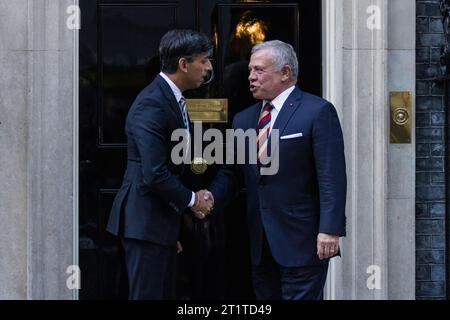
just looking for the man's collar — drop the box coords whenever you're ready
[159,72,183,103]
[263,85,296,112]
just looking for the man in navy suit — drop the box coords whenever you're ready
[107,30,214,299]
[209,40,347,300]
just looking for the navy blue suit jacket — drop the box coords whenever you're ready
[107,75,192,246]
[209,87,347,267]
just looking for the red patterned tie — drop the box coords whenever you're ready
[257,102,273,166]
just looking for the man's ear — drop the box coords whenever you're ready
[281,65,292,82]
[178,57,188,73]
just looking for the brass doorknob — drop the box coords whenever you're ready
[191,157,208,174]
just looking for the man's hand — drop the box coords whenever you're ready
[191,189,214,219]
[317,233,339,260]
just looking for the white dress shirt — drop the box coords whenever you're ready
[159,72,196,208]
[159,72,183,103]
[262,85,296,133]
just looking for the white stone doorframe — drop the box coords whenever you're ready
[73,0,80,301]
[322,0,341,300]
[322,0,416,300]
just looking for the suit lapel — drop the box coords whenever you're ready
[251,101,264,130]
[248,88,303,180]
[155,75,185,128]
[268,87,303,158]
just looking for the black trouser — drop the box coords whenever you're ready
[251,234,328,300]
[121,237,177,300]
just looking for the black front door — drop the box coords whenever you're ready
[79,0,321,299]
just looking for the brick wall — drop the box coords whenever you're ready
[416,0,447,299]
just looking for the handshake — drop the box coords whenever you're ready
[190,189,214,220]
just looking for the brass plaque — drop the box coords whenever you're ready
[185,99,228,123]
[390,92,412,144]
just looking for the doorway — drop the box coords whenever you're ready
[79,0,321,299]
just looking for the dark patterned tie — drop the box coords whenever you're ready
[179,97,189,129]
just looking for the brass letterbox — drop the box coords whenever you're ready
[185,99,228,123]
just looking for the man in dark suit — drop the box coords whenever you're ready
[209,40,347,300]
[107,30,214,300]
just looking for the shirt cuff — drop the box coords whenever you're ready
[188,192,196,207]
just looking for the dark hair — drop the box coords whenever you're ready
[159,29,213,74]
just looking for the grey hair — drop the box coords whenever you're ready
[251,40,298,81]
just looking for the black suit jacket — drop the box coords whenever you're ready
[210,87,347,267]
[107,75,192,246]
